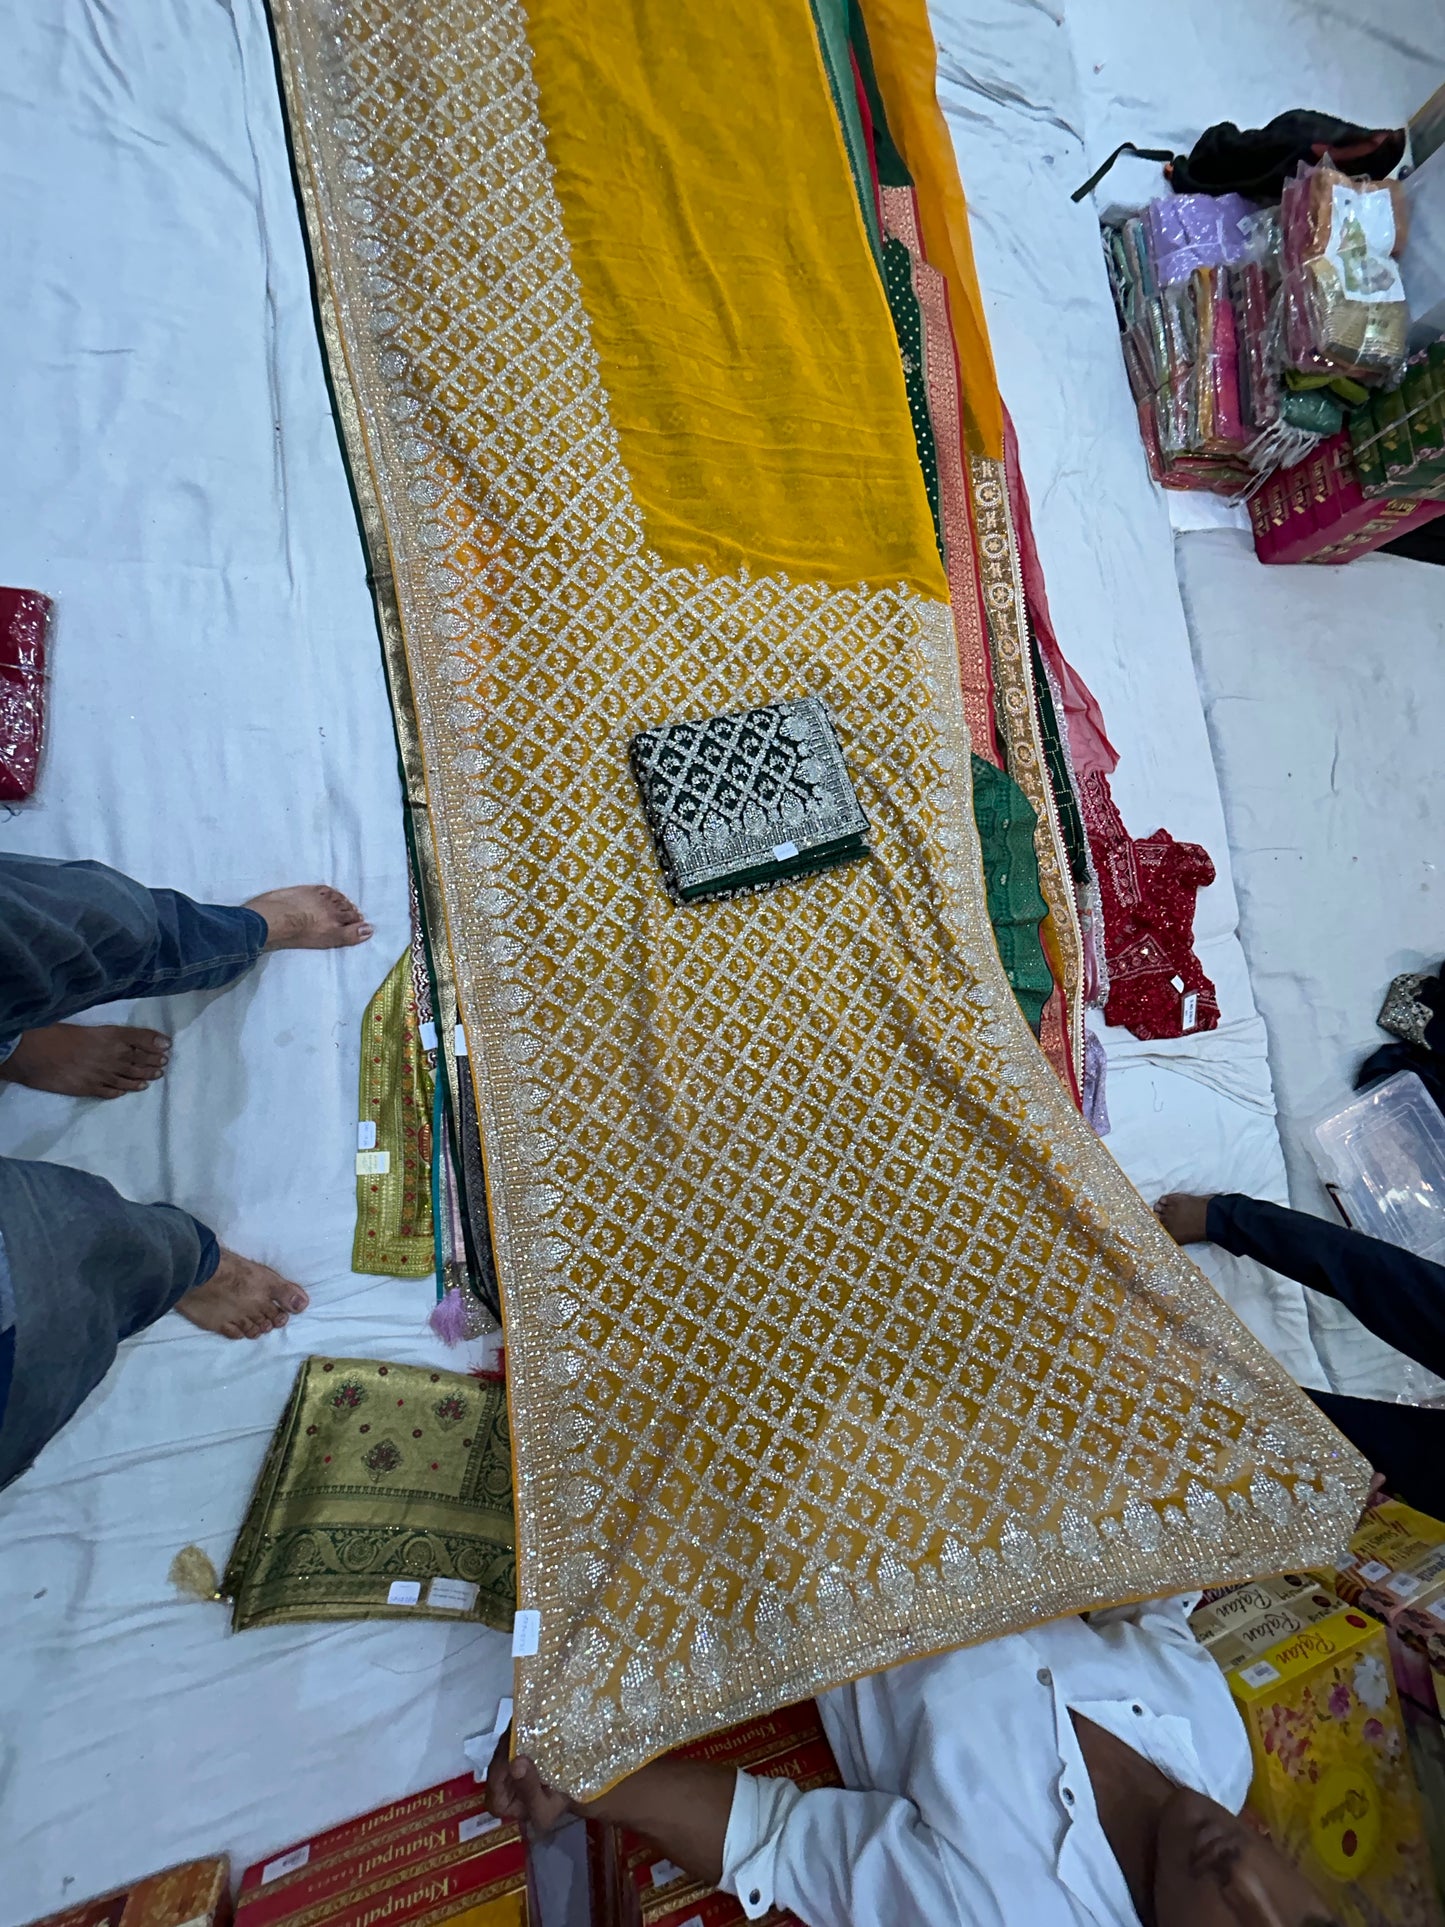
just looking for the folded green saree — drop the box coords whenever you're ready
[223,1357,514,1632]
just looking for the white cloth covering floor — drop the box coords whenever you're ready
[1178,530,1445,1401]
[1,0,1439,1919]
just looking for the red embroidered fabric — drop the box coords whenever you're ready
[1081,769,1220,1042]
[0,588,50,802]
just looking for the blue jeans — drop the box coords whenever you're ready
[0,855,267,1489]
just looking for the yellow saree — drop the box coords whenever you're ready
[270,0,1366,1795]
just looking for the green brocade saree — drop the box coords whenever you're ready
[224,1358,515,1632]
[971,754,1054,1035]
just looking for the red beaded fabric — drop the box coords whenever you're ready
[1081,769,1221,1042]
[0,587,50,801]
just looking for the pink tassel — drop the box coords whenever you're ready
[429,1289,471,1346]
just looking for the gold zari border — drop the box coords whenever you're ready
[268,0,1367,1797]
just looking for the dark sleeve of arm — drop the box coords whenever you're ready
[1206,1192,1445,1378]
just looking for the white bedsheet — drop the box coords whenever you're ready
[1178,529,1445,1399]
[3,0,1433,1915]
[0,4,512,1916]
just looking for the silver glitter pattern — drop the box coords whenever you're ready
[269,0,1370,1797]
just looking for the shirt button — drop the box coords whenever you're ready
[1132,1703,1144,1716]
[1036,1667,1052,1686]
[1062,1786,1076,1806]
[748,1892,761,1908]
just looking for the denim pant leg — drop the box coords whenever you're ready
[0,1155,219,1491]
[0,853,267,1056]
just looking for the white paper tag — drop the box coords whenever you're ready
[512,1608,541,1657]
[1358,1559,1392,1584]
[650,1861,686,1889]
[419,1020,438,1053]
[428,1576,479,1613]
[387,1579,422,1606]
[454,1023,469,1058]
[1181,991,1199,1031]
[1325,183,1404,304]
[463,1696,515,1780]
[262,1846,311,1885]
[679,1917,704,1927]
[356,1149,392,1176]
[356,1119,378,1150]
[1389,1571,1426,1601]
[459,1812,503,1845]
[1427,1599,1445,1624]
[1169,974,1185,992]
[1239,1660,1280,1688]
[771,841,799,862]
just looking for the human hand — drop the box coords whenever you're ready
[485,1728,573,1836]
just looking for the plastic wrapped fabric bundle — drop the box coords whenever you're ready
[1281,161,1410,386]
[1144,191,1256,286]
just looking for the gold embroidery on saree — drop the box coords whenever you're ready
[269,0,1368,1796]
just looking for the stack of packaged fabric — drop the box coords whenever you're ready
[1248,429,1445,563]
[1189,1574,1443,1926]
[1105,162,1417,504]
[1350,342,1445,498]
[1103,193,1261,494]
[236,1777,529,1927]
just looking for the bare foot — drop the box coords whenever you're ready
[245,884,373,951]
[175,1248,310,1340]
[0,1023,171,1099]
[1155,1193,1214,1245]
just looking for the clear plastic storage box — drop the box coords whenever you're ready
[1311,1070,1445,1263]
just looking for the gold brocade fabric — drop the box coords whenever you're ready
[353,949,435,1276]
[269,0,1368,1795]
[223,1357,515,1631]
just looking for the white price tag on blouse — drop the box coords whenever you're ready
[387,1579,422,1606]
[357,1120,378,1150]
[1357,1559,1392,1584]
[419,1020,438,1053]
[650,1861,686,1889]
[1181,991,1199,1031]
[454,1024,470,1058]
[512,1609,541,1657]
[356,1150,391,1176]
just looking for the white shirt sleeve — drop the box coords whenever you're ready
[721,1767,959,1925]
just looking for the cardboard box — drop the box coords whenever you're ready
[1253,432,1445,564]
[238,1778,527,1927]
[588,1702,839,1927]
[1199,1587,1342,1675]
[1219,1606,1443,1925]
[1338,1500,1445,1712]
[21,1861,231,1927]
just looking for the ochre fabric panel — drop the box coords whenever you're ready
[270,0,1367,1799]
[520,0,946,598]
[855,0,1004,458]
